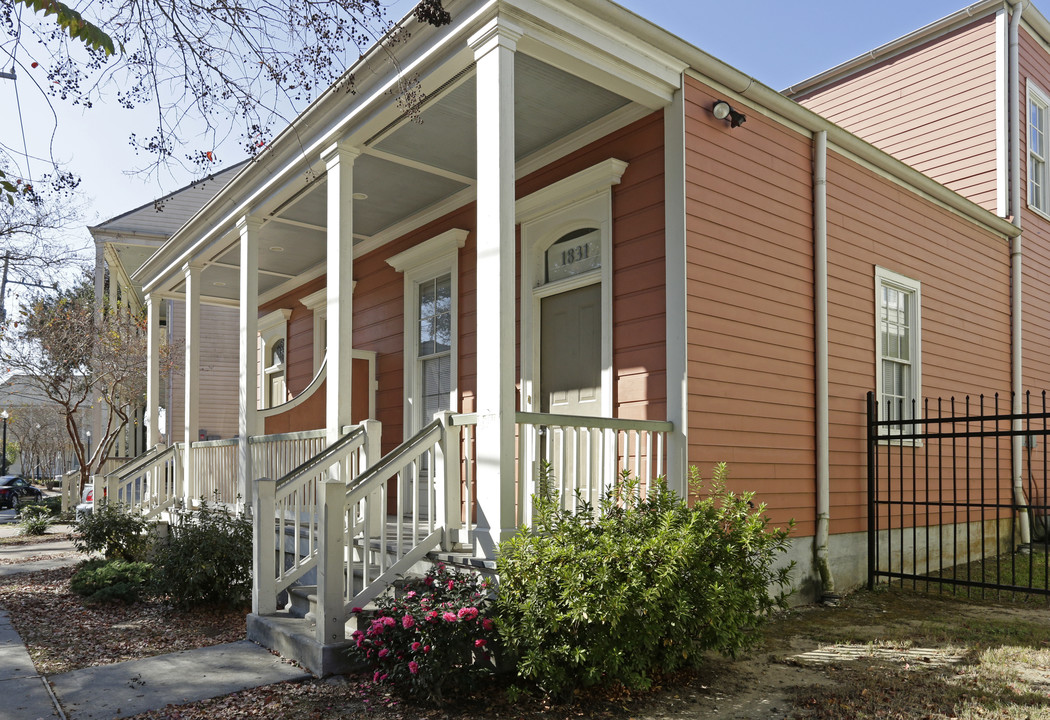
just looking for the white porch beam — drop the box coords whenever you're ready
[145,294,161,448]
[238,217,261,504]
[470,18,520,558]
[183,263,202,503]
[322,142,359,447]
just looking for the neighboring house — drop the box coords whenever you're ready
[89,163,246,455]
[98,0,1050,672]
[0,373,79,477]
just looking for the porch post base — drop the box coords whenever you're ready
[246,613,359,678]
[472,526,517,560]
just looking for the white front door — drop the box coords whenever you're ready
[539,282,601,416]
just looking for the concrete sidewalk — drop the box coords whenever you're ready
[0,611,311,720]
[0,523,312,719]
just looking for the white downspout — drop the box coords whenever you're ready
[1009,1,1032,546]
[813,130,836,598]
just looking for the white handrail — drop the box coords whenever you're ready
[252,421,381,620]
[105,445,180,519]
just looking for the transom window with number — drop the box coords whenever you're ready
[1030,82,1050,213]
[545,228,600,283]
[875,267,921,428]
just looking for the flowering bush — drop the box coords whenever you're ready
[348,563,498,704]
[495,463,793,700]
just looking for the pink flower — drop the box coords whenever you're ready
[475,638,487,648]
[482,618,494,631]
[406,590,417,599]
[378,648,389,658]
[402,614,415,629]
[448,579,455,591]
[442,611,457,622]
[381,616,396,627]
[424,645,431,653]
[411,642,422,651]
[424,576,434,586]
[351,607,364,614]
[425,610,438,622]
[373,670,383,682]
[457,607,479,621]
[408,660,419,675]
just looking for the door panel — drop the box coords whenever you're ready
[540,283,601,416]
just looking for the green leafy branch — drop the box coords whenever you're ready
[18,0,119,56]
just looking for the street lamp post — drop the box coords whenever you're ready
[1,410,8,476]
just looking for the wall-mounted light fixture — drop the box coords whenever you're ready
[712,100,746,128]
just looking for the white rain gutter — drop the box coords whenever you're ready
[813,130,835,599]
[1008,0,1032,546]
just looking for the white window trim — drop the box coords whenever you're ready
[519,160,626,417]
[387,228,467,437]
[874,267,922,440]
[1027,80,1050,219]
[258,308,292,409]
[301,288,328,375]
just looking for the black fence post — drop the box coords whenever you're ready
[867,391,877,591]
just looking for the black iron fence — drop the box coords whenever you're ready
[867,390,1050,599]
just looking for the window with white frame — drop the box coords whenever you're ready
[257,308,291,409]
[1030,83,1050,213]
[875,267,921,426]
[387,229,467,435]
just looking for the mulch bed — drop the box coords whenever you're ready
[0,565,246,675]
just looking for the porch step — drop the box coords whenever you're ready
[246,611,364,677]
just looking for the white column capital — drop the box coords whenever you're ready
[236,215,264,234]
[321,141,361,168]
[182,262,204,277]
[468,17,524,58]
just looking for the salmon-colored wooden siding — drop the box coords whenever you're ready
[685,74,1010,538]
[684,76,817,535]
[1018,27,1050,394]
[795,16,1000,213]
[251,113,665,454]
[824,153,1010,537]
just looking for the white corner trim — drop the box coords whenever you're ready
[300,288,327,311]
[258,307,293,334]
[516,158,628,224]
[386,228,469,273]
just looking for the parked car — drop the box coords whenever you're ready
[75,484,94,521]
[0,476,43,510]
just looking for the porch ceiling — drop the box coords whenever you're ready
[183,51,633,304]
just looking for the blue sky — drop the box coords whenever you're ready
[1,0,970,245]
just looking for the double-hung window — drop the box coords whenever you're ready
[1030,83,1050,213]
[876,267,921,427]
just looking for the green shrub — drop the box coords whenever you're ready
[73,502,152,561]
[35,495,63,516]
[70,558,154,603]
[494,463,793,700]
[348,563,498,705]
[18,504,52,536]
[152,501,252,609]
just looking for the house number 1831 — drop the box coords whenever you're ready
[561,243,589,266]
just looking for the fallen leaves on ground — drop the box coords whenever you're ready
[0,566,245,675]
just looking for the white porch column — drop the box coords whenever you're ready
[145,293,161,448]
[470,18,521,558]
[322,142,359,447]
[183,263,202,503]
[238,217,261,503]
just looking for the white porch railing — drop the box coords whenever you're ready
[252,421,381,619]
[191,438,239,504]
[250,430,327,489]
[103,444,181,519]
